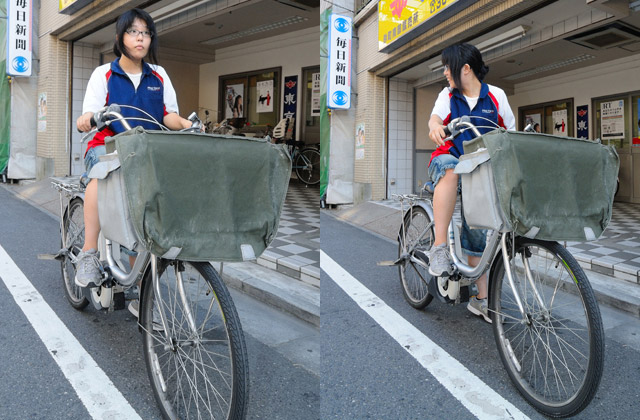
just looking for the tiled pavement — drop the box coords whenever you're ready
[566,202,640,284]
[257,181,320,287]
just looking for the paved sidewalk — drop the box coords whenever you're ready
[1,177,319,327]
[327,199,640,318]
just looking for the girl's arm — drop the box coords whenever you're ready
[163,112,192,130]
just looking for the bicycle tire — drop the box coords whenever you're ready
[398,205,434,309]
[295,147,320,185]
[60,198,89,310]
[490,238,604,418]
[141,260,248,420]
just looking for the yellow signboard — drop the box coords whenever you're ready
[378,0,460,52]
[59,0,92,14]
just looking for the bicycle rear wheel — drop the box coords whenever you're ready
[295,147,320,185]
[60,198,89,310]
[398,205,433,309]
[141,260,248,420]
[490,238,604,418]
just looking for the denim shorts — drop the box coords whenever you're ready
[428,154,487,257]
[83,145,137,257]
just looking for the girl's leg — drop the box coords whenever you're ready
[82,178,100,251]
[433,169,458,246]
[468,255,487,299]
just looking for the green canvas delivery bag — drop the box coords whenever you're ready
[100,128,291,262]
[454,129,619,241]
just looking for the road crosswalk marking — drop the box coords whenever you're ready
[321,250,530,420]
[0,244,142,420]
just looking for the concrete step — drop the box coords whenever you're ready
[213,261,320,327]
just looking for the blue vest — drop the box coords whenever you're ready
[445,83,502,158]
[106,59,165,133]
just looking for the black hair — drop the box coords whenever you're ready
[441,43,489,91]
[113,9,158,64]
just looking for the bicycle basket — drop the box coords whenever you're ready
[457,129,619,241]
[112,127,292,262]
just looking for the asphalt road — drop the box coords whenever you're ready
[320,212,640,420]
[0,186,319,420]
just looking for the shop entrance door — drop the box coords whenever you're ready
[301,66,320,145]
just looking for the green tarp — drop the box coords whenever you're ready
[463,129,619,241]
[112,128,292,262]
[0,5,10,174]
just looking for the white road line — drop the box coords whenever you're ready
[321,251,530,420]
[0,244,142,420]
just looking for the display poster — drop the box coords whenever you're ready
[601,99,625,140]
[38,93,47,132]
[311,72,320,116]
[552,110,568,136]
[283,76,298,139]
[524,113,541,133]
[256,80,273,113]
[576,105,588,140]
[225,84,244,119]
[7,0,33,77]
[355,123,365,160]
[327,14,352,109]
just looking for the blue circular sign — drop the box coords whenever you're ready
[12,56,29,73]
[334,17,349,33]
[332,91,348,106]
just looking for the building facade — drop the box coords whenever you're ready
[7,0,319,179]
[325,0,640,204]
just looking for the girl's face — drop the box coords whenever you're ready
[123,18,151,62]
[443,64,455,89]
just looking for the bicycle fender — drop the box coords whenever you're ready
[397,201,434,241]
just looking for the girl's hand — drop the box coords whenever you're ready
[76,112,94,132]
[428,121,447,147]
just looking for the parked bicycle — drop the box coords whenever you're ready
[271,117,320,186]
[383,116,615,418]
[42,104,290,420]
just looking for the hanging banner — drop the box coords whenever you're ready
[327,14,351,109]
[7,0,32,77]
[355,123,365,160]
[225,84,244,118]
[38,92,47,132]
[633,98,640,147]
[283,75,297,139]
[311,72,320,116]
[256,80,273,113]
[576,105,588,140]
[552,109,567,136]
[601,99,625,140]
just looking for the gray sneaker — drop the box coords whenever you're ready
[74,249,103,288]
[427,244,454,277]
[467,296,492,323]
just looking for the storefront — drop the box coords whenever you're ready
[339,0,640,204]
[24,0,319,180]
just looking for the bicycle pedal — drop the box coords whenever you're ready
[377,260,397,266]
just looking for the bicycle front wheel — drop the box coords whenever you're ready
[141,260,249,420]
[490,238,604,418]
[295,147,320,185]
[398,205,433,309]
[60,198,89,310]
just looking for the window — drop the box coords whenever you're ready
[219,67,281,127]
[519,99,573,137]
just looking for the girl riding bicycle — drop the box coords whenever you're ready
[75,8,191,289]
[426,43,515,322]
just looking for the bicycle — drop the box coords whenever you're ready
[45,105,254,420]
[271,117,319,186]
[384,117,609,418]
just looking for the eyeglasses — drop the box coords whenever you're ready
[126,28,153,38]
[443,65,449,72]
